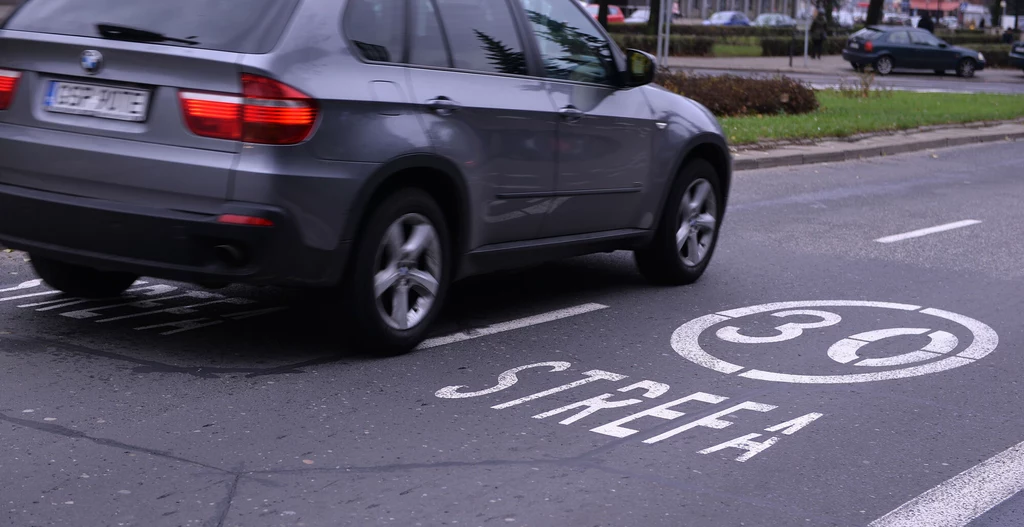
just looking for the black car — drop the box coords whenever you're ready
[842,26,986,77]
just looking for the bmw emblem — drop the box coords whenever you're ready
[80,50,103,74]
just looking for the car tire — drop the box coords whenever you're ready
[634,158,722,286]
[341,188,450,356]
[873,55,894,75]
[29,255,138,299]
[956,58,976,78]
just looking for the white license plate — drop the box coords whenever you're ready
[44,81,150,122]
[850,42,860,49]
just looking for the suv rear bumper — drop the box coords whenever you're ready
[0,183,347,287]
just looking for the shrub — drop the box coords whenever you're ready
[653,70,819,117]
[760,36,847,56]
[611,34,715,56]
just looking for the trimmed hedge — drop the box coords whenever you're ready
[975,45,1011,68]
[611,34,715,56]
[760,36,848,56]
[654,70,818,117]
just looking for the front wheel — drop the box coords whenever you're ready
[342,188,450,356]
[29,255,138,298]
[634,158,722,286]
[874,55,894,75]
[956,58,976,78]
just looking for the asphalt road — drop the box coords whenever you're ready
[2,141,1024,527]
[685,67,1024,94]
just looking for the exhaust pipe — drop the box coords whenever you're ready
[214,244,247,267]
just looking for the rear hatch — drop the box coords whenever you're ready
[846,27,884,51]
[0,0,300,204]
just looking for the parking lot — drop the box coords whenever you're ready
[2,140,1023,526]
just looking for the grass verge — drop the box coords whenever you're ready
[721,90,1024,145]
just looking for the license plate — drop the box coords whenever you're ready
[850,42,860,49]
[44,81,150,122]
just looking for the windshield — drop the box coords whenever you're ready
[5,0,300,54]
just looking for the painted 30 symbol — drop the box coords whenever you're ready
[672,301,999,384]
[715,309,959,368]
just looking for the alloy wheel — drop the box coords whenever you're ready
[373,213,442,330]
[675,178,718,267]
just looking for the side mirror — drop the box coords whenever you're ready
[624,48,656,87]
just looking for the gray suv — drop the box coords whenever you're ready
[0,0,731,354]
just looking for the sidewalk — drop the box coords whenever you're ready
[732,121,1024,170]
[667,55,852,75]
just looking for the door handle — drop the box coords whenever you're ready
[559,106,584,124]
[427,97,460,116]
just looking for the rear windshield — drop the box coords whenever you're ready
[851,28,885,40]
[4,0,300,54]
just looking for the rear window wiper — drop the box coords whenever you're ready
[96,24,199,46]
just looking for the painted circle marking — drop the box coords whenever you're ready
[671,301,999,384]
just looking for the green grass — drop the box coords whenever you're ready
[721,90,1024,145]
[712,44,762,57]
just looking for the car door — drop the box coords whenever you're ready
[516,0,655,238]
[884,30,915,67]
[908,30,946,69]
[405,0,559,247]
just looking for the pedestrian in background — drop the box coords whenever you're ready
[810,10,826,59]
[917,12,935,33]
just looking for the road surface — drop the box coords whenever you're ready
[2,141,1024,526]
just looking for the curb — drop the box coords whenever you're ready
[733,129,1024,171]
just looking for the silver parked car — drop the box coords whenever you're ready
[0,0,732,354]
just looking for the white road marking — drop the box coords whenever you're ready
[869,439,1024,527]
[416,302,609,350]
[672,301,998,384]
[875,219,982,244]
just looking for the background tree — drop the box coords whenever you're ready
[647,0,663,35]
[597,0,610,28]
[866,0,884,25]
[990,0,1002,27]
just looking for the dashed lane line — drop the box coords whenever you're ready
[417,303,609,350]
[875,219,982,244]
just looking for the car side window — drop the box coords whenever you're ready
[910,31,940,46]
[409,0,451,68]
[431,0,528,75]
[887,31,910,44]
[517,0,618,86]
[344,0,405,63]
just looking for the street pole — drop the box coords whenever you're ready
[803,4,809,68]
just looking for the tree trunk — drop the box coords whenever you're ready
[648,0,663,34]
[866,0,884,25]
[598,0,610,28]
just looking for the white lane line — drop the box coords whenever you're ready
[869,439,1024,527]
[417,303,609,350]
[875,219,982,244]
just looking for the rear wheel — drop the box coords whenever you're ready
[634,158,722,286]
[873,55,894,75]
[342,188,450,356]
[29,255,138,299]
[956,58,976,78]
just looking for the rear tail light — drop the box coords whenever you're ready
[217,214,274,227]
[0,69,22,111]
[178,74,318,145]
[864,41,874,52]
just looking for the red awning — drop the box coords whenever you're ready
[908,0,959,11]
